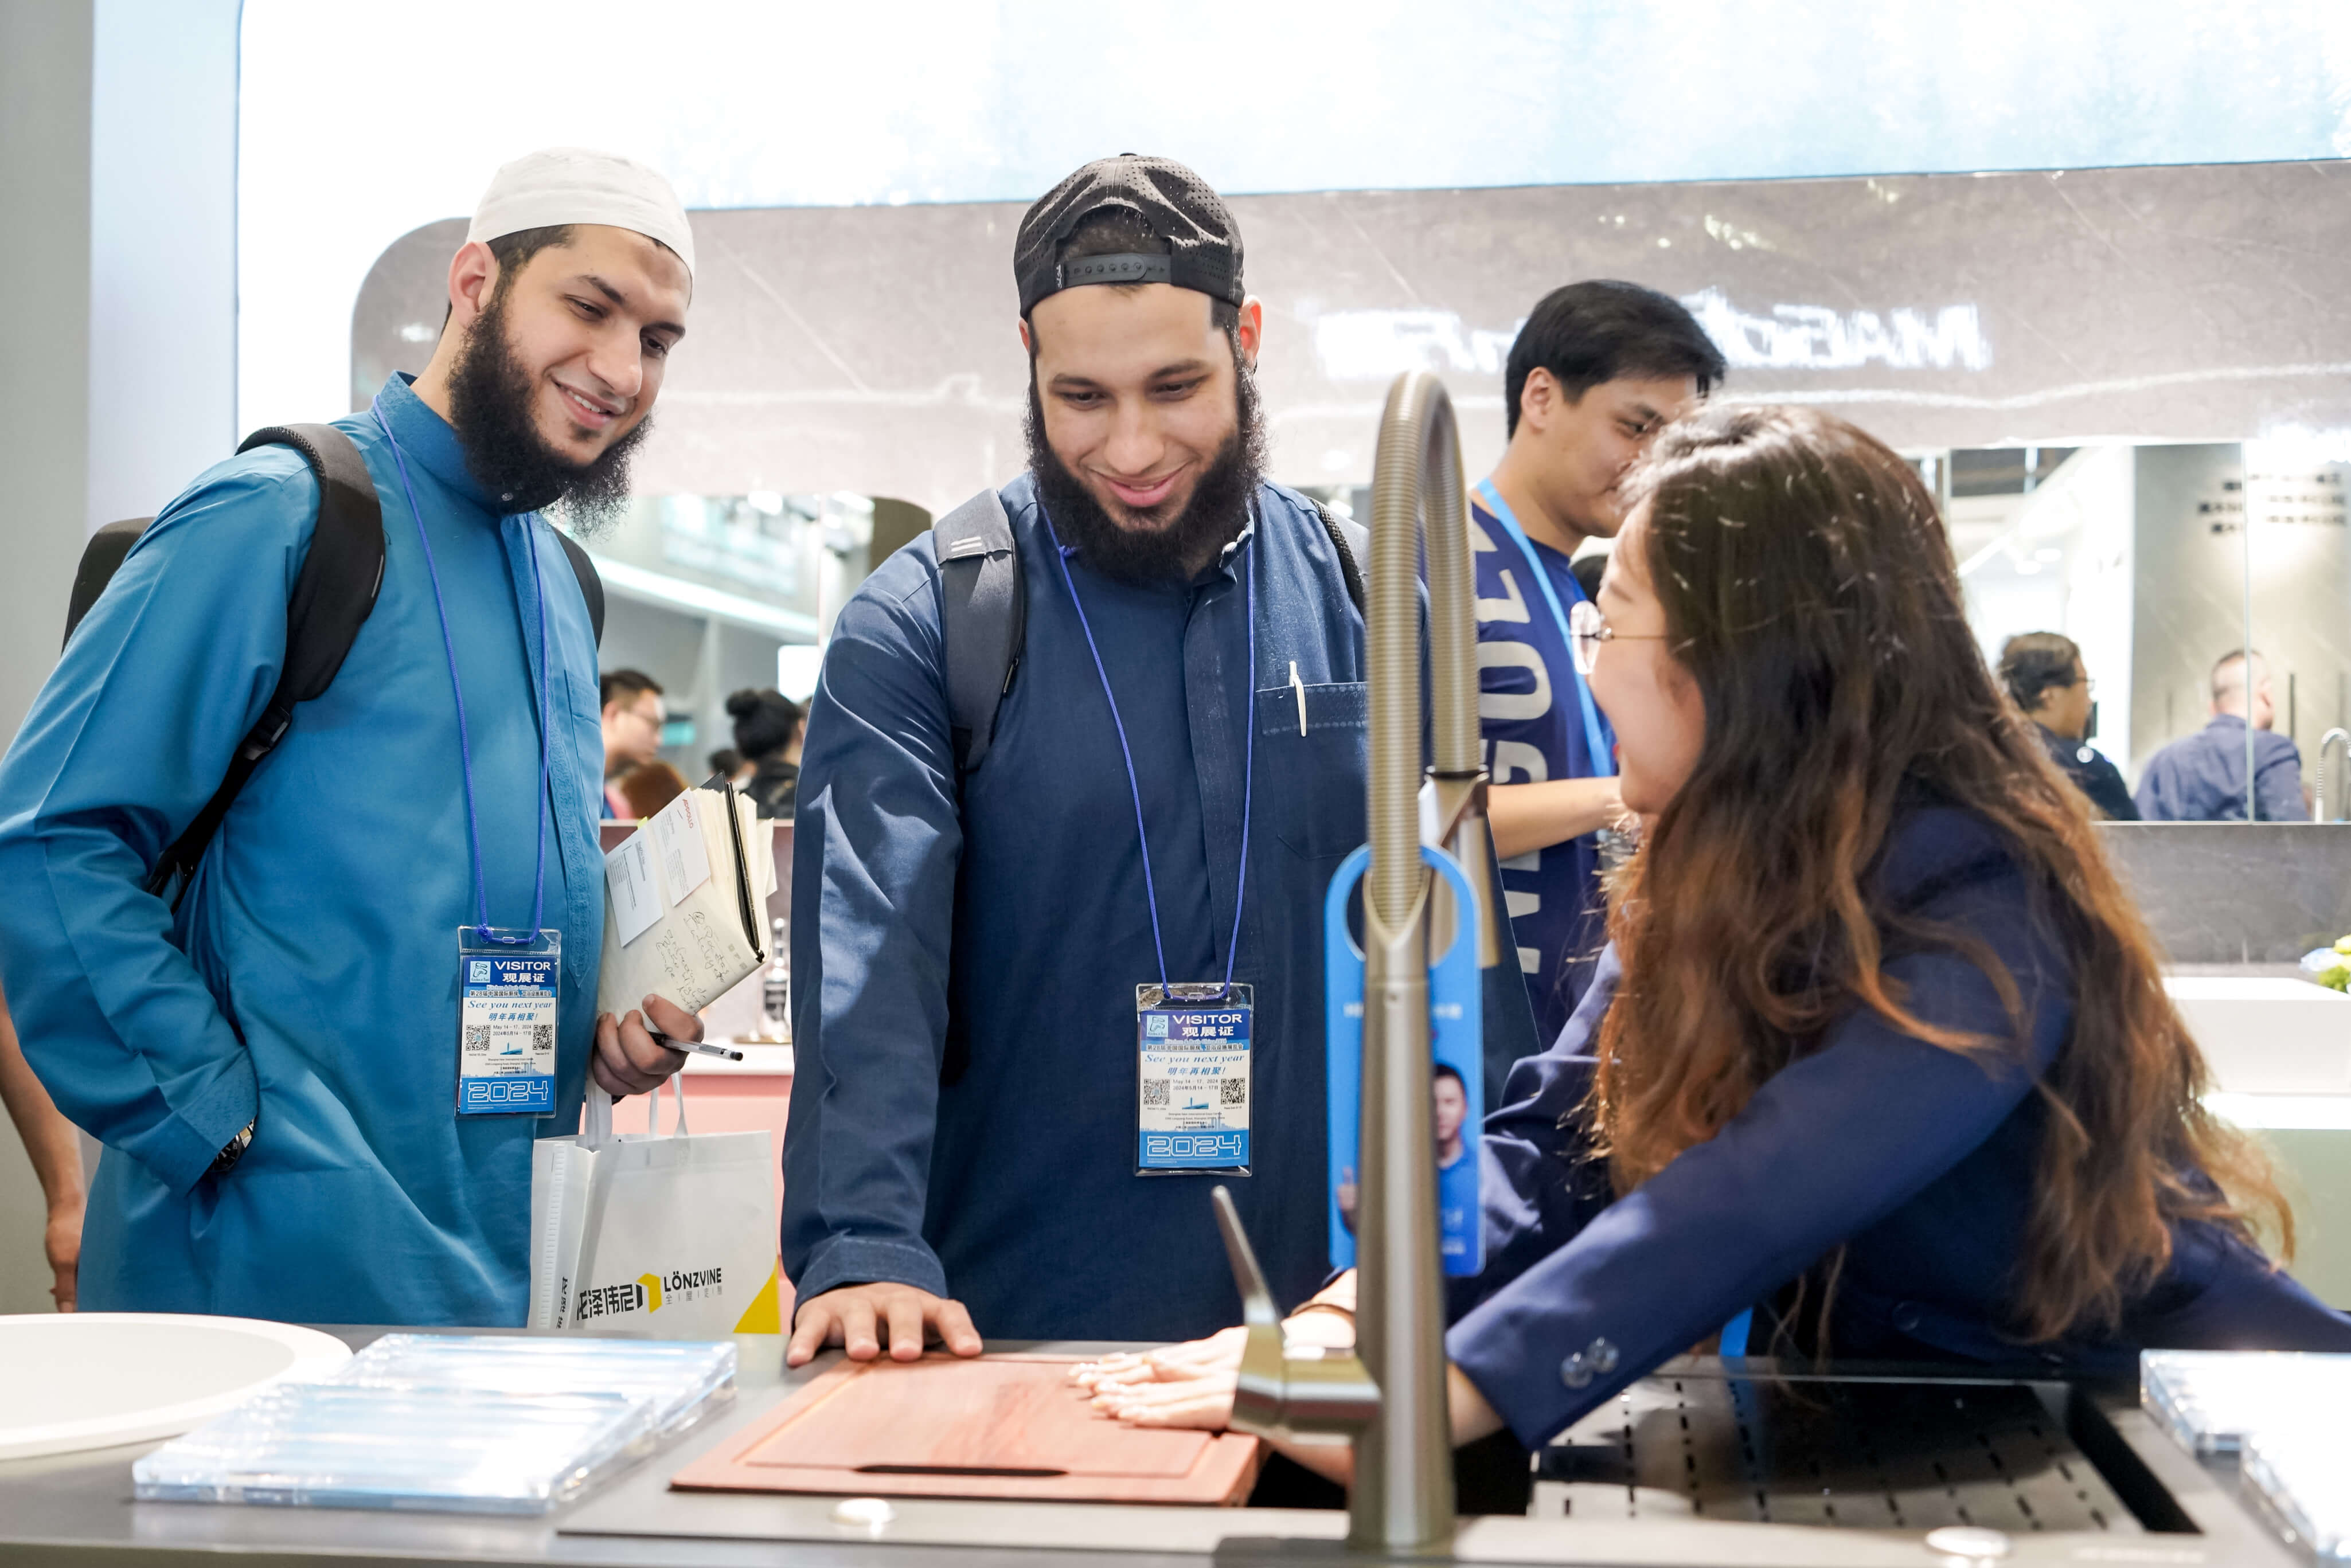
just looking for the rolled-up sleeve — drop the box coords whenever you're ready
[780,553,963,1304]
[0,460,310,1194]
[1447,865,2069,1449]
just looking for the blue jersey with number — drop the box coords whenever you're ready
[1471,498,1613,1048]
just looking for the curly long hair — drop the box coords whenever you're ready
[1591,405,2286,1343]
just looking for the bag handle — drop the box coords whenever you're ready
[582,1082,616,1150]
[580,1076,689,1149]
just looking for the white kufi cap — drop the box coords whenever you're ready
[467,147,695,278]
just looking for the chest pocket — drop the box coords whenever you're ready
[1256,681,1369,859]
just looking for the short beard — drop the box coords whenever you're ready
[446,290,651,536]
[1025,340,1267,586]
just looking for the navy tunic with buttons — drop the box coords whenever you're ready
[783,474,1537,1343]
[1446,803,2351,1449]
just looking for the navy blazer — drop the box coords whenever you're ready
[1446,804,2351,1450]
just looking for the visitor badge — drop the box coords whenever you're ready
[1137,982,1252,1176]
[456,927,560,1116]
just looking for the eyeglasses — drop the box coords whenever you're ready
[1568,599,1666,675]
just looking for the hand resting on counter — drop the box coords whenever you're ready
[788,1281,984,1368]
[1074,1271,1505,1484]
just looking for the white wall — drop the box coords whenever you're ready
[0,0,96,1316]
[0,0,239,1315]
[86,0,239,528]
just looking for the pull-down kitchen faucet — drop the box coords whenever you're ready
[1214,370,1498,1556]
[2315,728,2350,822]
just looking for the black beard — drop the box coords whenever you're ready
[1025,349,1267,586]
[446,291,651,536]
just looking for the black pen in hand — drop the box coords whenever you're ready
[642,1028,745,1062]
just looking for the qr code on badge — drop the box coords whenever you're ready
[463,1025,489,1052]
[532,1025,553,1050]
[1220,1078,1245,1107]
[1142,1079,1170,1107]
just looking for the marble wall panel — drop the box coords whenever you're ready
[2100,823,2351,963]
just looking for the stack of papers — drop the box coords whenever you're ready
[134,1335,736,1514]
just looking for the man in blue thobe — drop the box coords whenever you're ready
[0,150,701,1323]
[781,156,1540,1362]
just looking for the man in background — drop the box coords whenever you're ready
[2138,648,2306,821]
[1998,632,2137,820]
[1471,281,1725,1044]
[600,668,665,817]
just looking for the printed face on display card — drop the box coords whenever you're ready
[456,927,560,1116]
[1136,982,1253,1176]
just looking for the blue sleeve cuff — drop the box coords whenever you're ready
[149,1049,260,1195]
[790,1233,950,1306]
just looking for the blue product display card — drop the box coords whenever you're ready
[1323,844,1485,1276]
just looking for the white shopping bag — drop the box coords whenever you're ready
[527,1077,779,1338]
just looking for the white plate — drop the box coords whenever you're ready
[0,1313,351,1460]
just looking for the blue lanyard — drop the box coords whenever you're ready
[371,398,553,945]
[1040,507,1256,996]
[1474,478,1614,778]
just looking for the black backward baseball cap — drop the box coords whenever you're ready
[1014,154,1244,317]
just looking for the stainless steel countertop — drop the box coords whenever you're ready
[0,1328,2302,1567]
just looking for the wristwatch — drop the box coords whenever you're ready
[208,1120,256,1178]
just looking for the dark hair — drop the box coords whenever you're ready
[1028,208,1240,359]
[1504,280,1727,439]
[1997,632,2083,713]
[707,748,744,778]
[1431,1062,1465,1089]
[600,668,662,710]
[1598,403,2283,1345]
[440,226,575,333]
[440,224,684,331]
[727,687,803,761]
[1570,552,1606,605]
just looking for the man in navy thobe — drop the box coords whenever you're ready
[782,155,1540,1362]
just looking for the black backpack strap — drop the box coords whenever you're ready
[64,519,154,650]
[1310,499,1368,616]
[932,488,1024,775]
[550,527,605,646]
[144,423,385,906]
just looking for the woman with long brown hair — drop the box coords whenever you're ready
[1085,404,2351,1456]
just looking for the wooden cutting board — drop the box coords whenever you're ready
[670,1352,1263,1505]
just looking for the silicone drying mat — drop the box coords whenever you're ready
[670,1352,1262,1505]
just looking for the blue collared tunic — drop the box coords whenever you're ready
[2135,713,2305,822]
[0,374,605,1324]
[1445,804,2351,1450]
[783,474,1538,1343]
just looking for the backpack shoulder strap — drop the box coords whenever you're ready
[144,423,385,906]
[64,518,155,650]
[550,527,605,646]
[932,488,1024,775]
[1309,498,1368,616]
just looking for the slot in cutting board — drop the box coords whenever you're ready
[670,1353,1263,1504]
